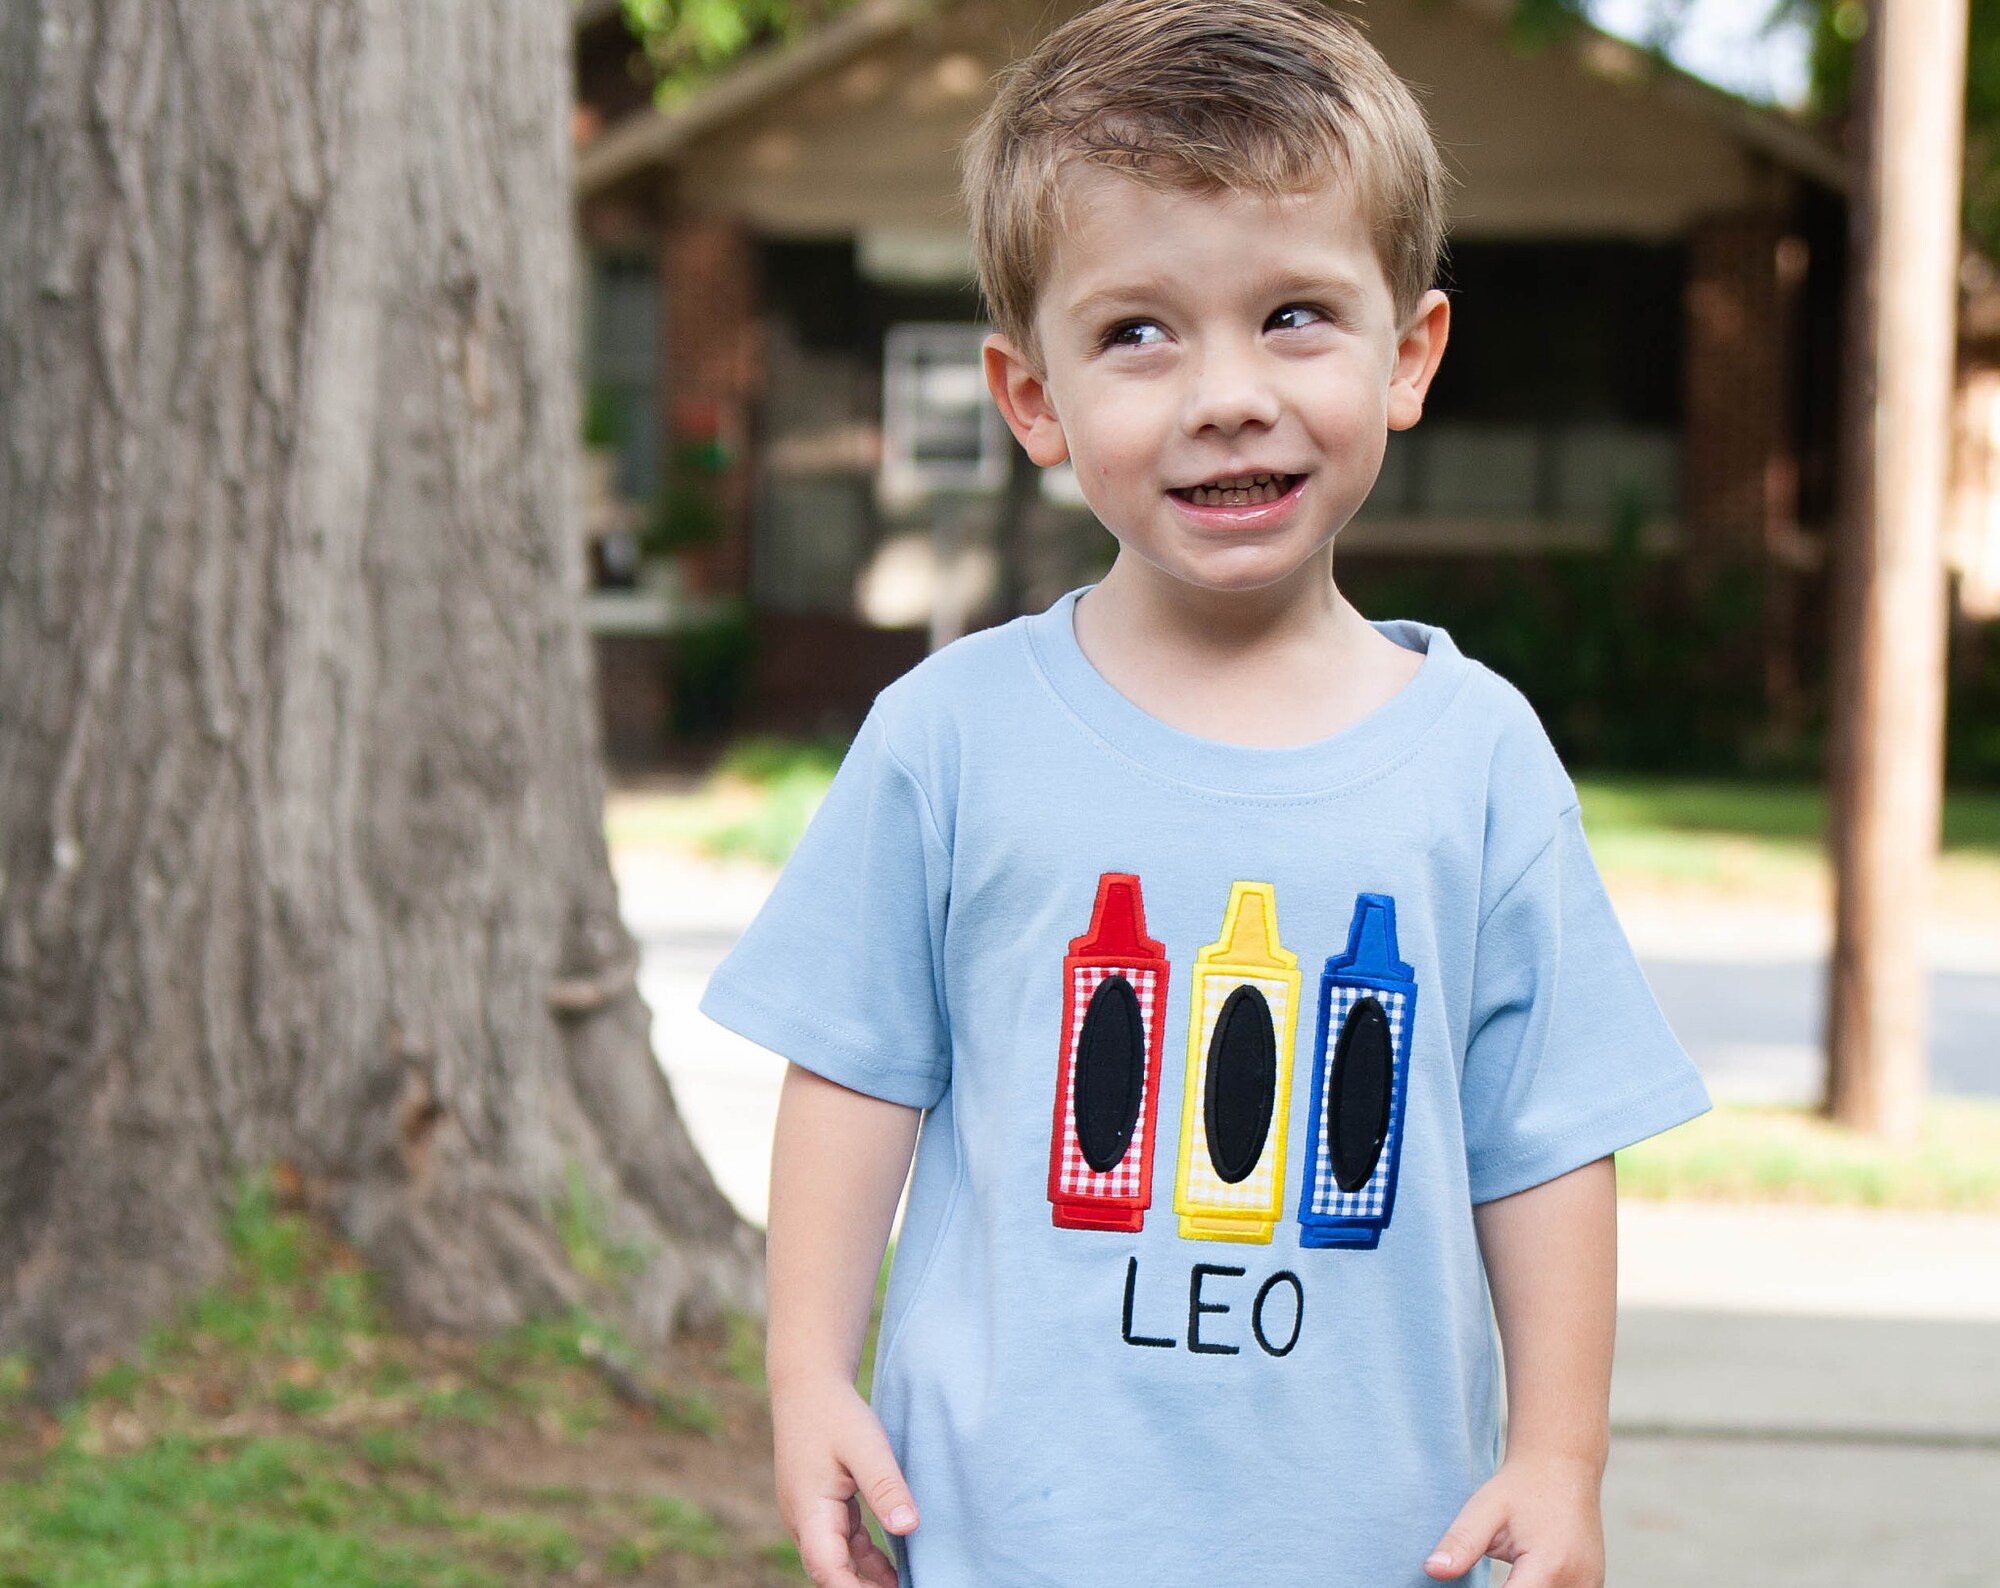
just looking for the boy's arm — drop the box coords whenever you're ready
[1424,1154,1616,1588]
[766,1060,925,1588]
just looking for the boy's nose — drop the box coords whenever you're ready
[1181,344,1282,436]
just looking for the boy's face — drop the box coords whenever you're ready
[984,165,1449,606]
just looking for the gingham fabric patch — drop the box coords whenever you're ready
[1056,964,1163,1199]
[1307,984,1408,1218]
[1183,973,1293,1211]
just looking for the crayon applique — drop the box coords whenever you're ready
[1174,883,1301,1245]
[1298,894,1416,1251]
[1049,874,1171,1233]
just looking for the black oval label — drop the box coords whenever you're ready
[1328,995,1393,1193]
[1204,984,1277,1184]
[1074,975,1146,1173]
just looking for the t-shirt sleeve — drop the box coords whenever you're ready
[697,703,952,1110]
[1460,801,1712,1203]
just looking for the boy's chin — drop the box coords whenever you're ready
[1108,547,1341,602]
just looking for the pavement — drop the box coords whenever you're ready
[1620,893,2000,1103]
[618,845,2000,1588]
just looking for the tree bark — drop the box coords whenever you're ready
[1823,0,1966,1139]
[0,0,763,1399]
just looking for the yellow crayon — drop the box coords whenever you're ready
[1174,882,1301,1244]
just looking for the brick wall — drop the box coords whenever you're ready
[748,613,931,736]
[660,210,762,597]
[1682,206,1819,746]
[1682,208,1805,578]
[595,634,675,766]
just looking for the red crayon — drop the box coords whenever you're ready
[1048,873,1170,1232]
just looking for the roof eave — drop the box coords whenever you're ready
[1446,0,1847,191]
[574,0,1850,201]
[1645,52,1848,190]
[575,0,932,198]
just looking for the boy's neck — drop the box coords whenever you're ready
[1071,554,1424,749]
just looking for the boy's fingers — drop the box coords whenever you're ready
[1481,1555,1590,1588]
[839,1415,921,1536]
[846,1495,901,1588]
[796,1495,876,1588]
[1424,1489,1504,1580]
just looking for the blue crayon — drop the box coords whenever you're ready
[1298,894,1416,1251]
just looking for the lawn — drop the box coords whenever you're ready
[1573,774,2000,918]
[1617,1098,2000,1212]
[607,739,846,869]
[0,1170,803,1587]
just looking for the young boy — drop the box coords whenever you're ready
[700,2,1712,1583]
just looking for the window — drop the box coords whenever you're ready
[581,251,661,591]
[879,323,1010,506]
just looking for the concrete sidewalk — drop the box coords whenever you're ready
[1603,1211,1999,1588]
[619,846,2000,1587]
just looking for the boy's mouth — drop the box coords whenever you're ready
[1169,472,1303,507]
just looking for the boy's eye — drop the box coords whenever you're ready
[1103,320,1167,349]
[1268,303,1330,332]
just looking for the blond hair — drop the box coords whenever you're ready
[960,0,1449,365]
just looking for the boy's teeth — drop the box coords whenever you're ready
[1181,472,1293,506]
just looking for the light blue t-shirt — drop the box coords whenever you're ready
[701,588,1711,1588]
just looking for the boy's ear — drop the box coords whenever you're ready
[983,333,1070,467]
[1387,289,1451,432]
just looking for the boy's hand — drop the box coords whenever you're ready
[771,1371,920,1588]
[1422,1452,1606,1587]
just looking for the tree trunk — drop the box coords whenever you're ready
[1823,0,1965,1140]
[0,0,763,1399]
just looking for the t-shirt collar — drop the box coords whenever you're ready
[1021,585,1470,798]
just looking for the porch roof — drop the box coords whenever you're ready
[575,0,1847,235]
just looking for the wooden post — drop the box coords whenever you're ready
[1824,0,1968,1139]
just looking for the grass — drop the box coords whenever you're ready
[0,1432,497,1588]
[1616,1097,2000,1211]
[550,1159,653,1290]
[606,738,846,868]
[1575,776,2000,853]
[1573,775,2000,912]
[1577,777,1826,892]
[0,1168,803,1588]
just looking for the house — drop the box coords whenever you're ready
[569,0,1867,756]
